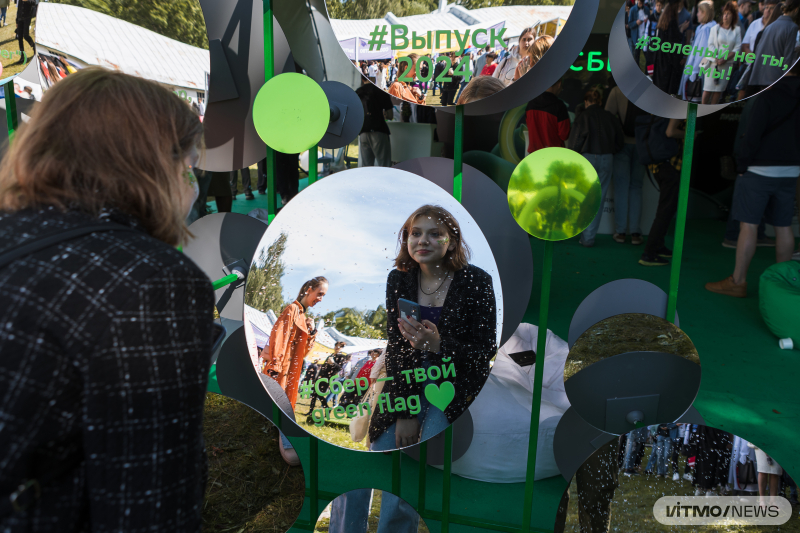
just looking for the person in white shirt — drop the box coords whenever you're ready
[702,1,743,103]
[367,61,378,81]
[375,61,387,89]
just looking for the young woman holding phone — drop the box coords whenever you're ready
[369,204,497,450]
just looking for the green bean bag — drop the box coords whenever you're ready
[759,261,800,346]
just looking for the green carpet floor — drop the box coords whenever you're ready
[222,191,799,532]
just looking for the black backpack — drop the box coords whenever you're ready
[635,114,679,165]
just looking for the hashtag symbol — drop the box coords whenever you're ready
[635,35,649,49]
[299,381,313,400]
[368,25,388,51]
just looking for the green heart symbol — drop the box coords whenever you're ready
[424,381,455,412]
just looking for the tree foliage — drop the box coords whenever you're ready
[325,0,573,19]
[52,0,209,49]
[245,232,290,317]
[316,305,388,340]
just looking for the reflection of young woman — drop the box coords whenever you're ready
[332,206,497,533]
[388,53,426,105]
[369,204,497,450]
[261,276,327,465]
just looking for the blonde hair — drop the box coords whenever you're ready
[698,1,715,22]
[457,76,506,104]
[0,67,203,246]
[526,35,554,73]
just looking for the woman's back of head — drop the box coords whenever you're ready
[0,67,203,246]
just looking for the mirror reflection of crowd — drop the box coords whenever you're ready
[627,0,799,102]
[554,424,797,532]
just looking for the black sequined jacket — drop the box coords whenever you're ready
[368,264,497,444]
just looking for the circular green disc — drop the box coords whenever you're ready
[507,148,601,241]
[253,73,330,154]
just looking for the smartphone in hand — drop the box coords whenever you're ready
[398,298,421,323]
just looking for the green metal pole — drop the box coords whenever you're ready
[453,105,464,202]
[264,0,277,223]
[442,425,453,533]
[211,273,238,291]
[666,103,697,324]
[310,435,319,522]
[308,146,318,185]
[4,80,17,144]
[417,441,427,513]
[522,239,554,533]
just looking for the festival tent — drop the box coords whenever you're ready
[338,36,395,61]
[34,3,209,98]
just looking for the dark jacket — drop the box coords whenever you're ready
[737,76,800,172]
[525,91,571,153]
[15,0,35,20]
[368,264,497,443]
[0,208,215,532]
[356,83,393,136]
[567,104,625,155]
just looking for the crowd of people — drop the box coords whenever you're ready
[627,0,800,102]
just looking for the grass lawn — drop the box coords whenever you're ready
[0,5,34,81]
[202,393,306,532]
[293,394,369,452]
[563,445,800,532]
[313,490,430,532]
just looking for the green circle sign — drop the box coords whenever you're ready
[253,73,330,154]
[507,148,601,241]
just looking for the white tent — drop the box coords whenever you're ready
[34,3,209,96]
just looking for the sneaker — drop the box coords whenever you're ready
[258,189,266,195]
[673,473,680,481]
[613,233,626,243]
[683,473,693,482]
[757,237,776,247]
[705,276,747,298]
[657,246,672,258]
[579,239,595,248]
[245,190,255,200]
[722,238,737,249]
[695,488,704,496]
[639,253,669,266]
[631,233,643,245]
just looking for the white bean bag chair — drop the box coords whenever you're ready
[441,324,570,483]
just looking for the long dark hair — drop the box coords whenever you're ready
[296,276,328,302]
[658,1,680,31]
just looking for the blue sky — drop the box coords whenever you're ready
[247,168,503,343]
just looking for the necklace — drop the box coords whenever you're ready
[419,271,450,295]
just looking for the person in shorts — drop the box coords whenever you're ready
[705,62,800,298]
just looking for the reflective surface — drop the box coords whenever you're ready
[0,0,36,84]
[315,490,427,532]
[616,0,799,105]
[554,426,796,531]
[244,168,502,452]
[508,147,601,241]
[566,313,700,381]
[326,1,574,107]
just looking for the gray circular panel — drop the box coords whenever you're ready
[564,351,701,435]
[568,279,679,348]
[554,407,616,482]
[394,157,532,347]
[184,213,269,320]
[319,81,364,149]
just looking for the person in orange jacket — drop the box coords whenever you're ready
[261,276,328,465]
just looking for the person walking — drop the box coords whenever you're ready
[605,86,645,245]
[567,88,624,247]
[356,76,393,167]
[706,62,800,297]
